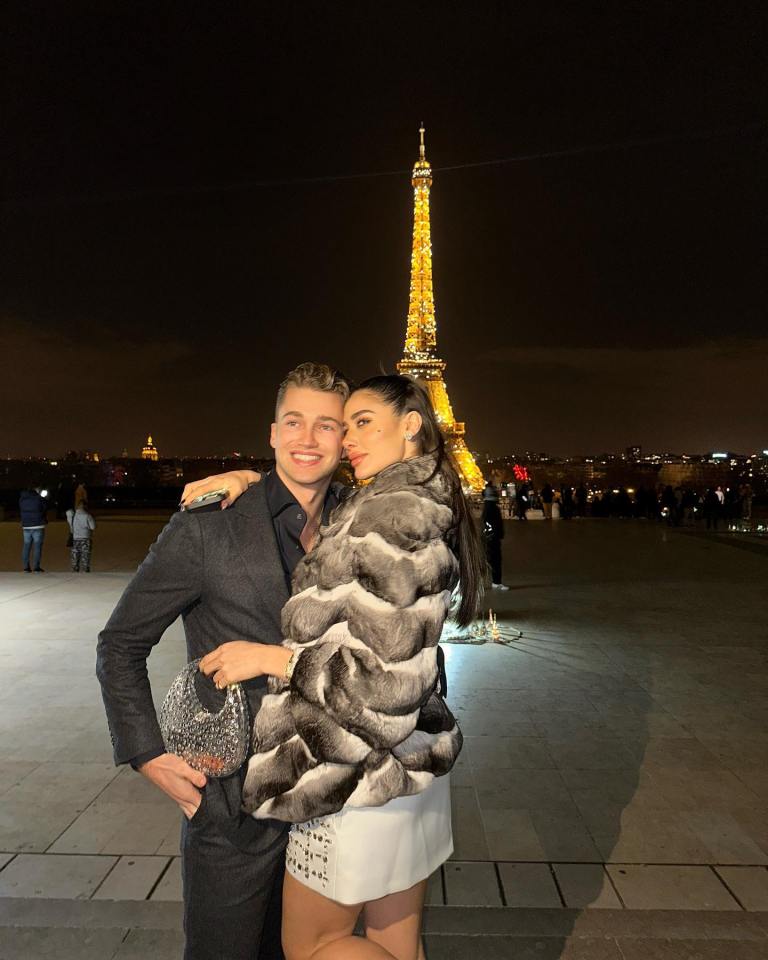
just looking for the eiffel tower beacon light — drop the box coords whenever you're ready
[396,125,485,493]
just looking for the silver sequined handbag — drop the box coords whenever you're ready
[159,659,250,778]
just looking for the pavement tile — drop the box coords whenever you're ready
[150,857,182,901]
[464,736,555,770]
[481,809,545,860]
[730,765,768,800]
[649,767,764,813]
[531,716,622,739]
[715,866,768,911]
[48,799,179,855]
[530,813,601,861]
[557,767,649,797]
[615,940,768,959]
[0,855,15,872]
[92,855,170,901]
[458,717,539,737]
[553,863,622,908]
[156,820,183,857]
[443,862,502,906]
[6,762,119,808]
[0,761,39,797]
[699,737,768,768]
[449,787,489,860]
[113,928,187,958]
[606,865,742,911]
[497,862,562,907]
[546,739,639,771]
[473,768,577,813]
[425,868,444,905]
[424,935,622,959]
[0,853,117,899]
[0,927,128,960]
[640,738,726,770]
[0,797,81,853]
[592,822,716,864]
[685,811,768,864]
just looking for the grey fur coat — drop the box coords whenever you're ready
[242,452,463,822]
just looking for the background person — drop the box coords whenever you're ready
[482,482,508,589]
[19,485,47,572]
[66,502,97,572]
[74,481,88,509]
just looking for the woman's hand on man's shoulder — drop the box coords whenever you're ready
[179,470,261,510]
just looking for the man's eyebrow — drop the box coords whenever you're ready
[346,409,375,421]
[280,410,304,419]
[317,416,343,426]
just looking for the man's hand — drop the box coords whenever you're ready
[180,471,260,510]
[139,753,207,820]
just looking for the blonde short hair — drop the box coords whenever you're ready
[275,362,351,419]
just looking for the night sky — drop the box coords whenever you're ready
[3,3,766,458]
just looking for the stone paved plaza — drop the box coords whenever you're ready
[0,518,767,958]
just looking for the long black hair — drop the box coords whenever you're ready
[356,374,485,626]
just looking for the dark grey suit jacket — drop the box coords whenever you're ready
[96,482,290,766]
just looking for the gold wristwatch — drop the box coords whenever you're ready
[284,649,299,682]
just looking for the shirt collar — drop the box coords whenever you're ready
[263,468,343,523]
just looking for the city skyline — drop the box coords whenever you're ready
[3,7,766,457]
[6,444,768,464]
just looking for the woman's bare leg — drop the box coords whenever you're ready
[364,879,428,960]
[282,872,397,960]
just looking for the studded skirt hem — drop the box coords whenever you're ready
[285,773,453,904]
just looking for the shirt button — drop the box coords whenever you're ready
[297,513,303,520]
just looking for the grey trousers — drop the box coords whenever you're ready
[181,771,289,960]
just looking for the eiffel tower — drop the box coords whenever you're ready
[396,126,485,492]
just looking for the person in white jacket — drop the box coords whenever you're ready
[66,505,96,572]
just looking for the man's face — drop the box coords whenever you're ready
[270,386,345,489]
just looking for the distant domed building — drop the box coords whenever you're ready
[141,435,159,461]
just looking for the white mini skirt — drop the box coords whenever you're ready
[285,774,453,904]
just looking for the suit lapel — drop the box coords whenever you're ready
[227,484,290,610]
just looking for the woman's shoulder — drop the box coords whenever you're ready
[369,453,454,502]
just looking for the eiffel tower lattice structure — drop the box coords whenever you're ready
[396,125,485,493]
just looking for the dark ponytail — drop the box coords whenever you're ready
[356,374,485,626]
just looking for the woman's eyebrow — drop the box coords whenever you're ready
[347,409,375,420]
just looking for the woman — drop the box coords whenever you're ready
[189,375,483,960]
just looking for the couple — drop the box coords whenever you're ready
[97,362,484,960]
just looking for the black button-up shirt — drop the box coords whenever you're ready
[263,469,344,587]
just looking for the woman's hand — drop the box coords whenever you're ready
[199,642,294,687]
[180,470,261,510]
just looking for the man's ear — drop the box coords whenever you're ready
[269,423,277,450]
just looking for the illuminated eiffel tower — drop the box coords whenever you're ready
[397,126,485,492]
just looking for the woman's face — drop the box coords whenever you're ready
[343,390,420,481]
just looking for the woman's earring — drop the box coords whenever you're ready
[405,432,414,442]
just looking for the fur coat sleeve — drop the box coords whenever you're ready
[242,453,464,822]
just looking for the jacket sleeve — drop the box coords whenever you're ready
[96,511,203,765]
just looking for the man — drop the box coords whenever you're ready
[96,362,349,960]
[19,485,48,572]
[481,482,508,590]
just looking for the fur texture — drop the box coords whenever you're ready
[242,453,463,822]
